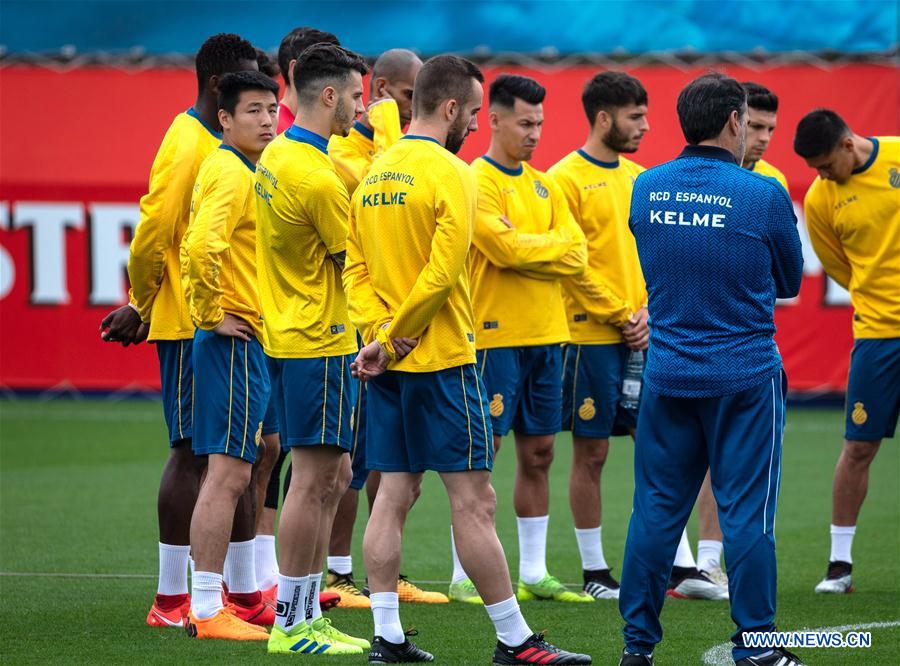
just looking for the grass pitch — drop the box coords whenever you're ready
[1,399,898,664]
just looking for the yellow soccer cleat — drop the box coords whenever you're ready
[397,575,449,604]
[448,578,484,604]
[517,574,595,603]
[311,616,371,650]
[267,622,363,655]
[185,606,270,640]
[325,570,371,609]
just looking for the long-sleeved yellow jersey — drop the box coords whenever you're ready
[255,126,358,358]
[344,136,477,372]
[548,150,647,344]
[328,98,403,194]
[180,145,263,337]
[748,158,789,192]
[803,136,900,339]
[469,156,587,349]
[128,108,221,341]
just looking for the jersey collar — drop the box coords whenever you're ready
[677,144,738,165]
[285,124,330,154]
[219,144,256,172]
[852,137,879,174]
[402,135,442,146]
[577,149,619,169]
[353,121,375,141]
[481,155,524,176]
[186,107,222,139]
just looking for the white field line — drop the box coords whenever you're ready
[0,571,465,586]
[701,620,900,665]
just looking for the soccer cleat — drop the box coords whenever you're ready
[261,584,277,608]
[369,631,434,663]
[320,590,342,611]
[666,566,728,600]
[618,650,654,665]
[227,592,276,626]
[268,622,363,655]
[448,578,484,604]
[185,606,269,640]
[312,616,371,650]
[814,560,853,594]
[146,594,190,627]
[326,570,371,609]
[735,648,806,665]
[397,575,449,604]
[493,632,592,664]
[583,569,620,600]
[701,564,729,588]
[517,574,595,602]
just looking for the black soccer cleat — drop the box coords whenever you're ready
[583,568,620,600]
[735,648,805,665]
[618,650,654,665]
[368,631,434,663]
[493,632,592,664]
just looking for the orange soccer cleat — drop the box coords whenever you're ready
[227,591,276,626]
[185,606,269,640]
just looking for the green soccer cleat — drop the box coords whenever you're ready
[448,578,484,604]
[517,574,595,603]
[311,616,371,650]
[267,622,363,655]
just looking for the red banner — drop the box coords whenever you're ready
[1,63,897,391]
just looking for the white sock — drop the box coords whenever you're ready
[485,596,532,647]
[307,572,323,622]
[697,540,723,572]
[157,543,190,596]
[189,557,195,583]
[517,515,549,584]
[275,574,309,632]
[327,555,353,576]
[223,539,257,594]
[255,535,279,589]
[830,524,856,564]
[673,529,697,568]
[450,527,468,584]
[574,527,608,571]
[370,591,404,643]
[191,571,224,619]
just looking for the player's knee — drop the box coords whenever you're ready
[335,461,353,497]
[575,445,607,477]
[214,463,252,498]
[523,443,554,472]
[843,439,880,466]
[451,480,496,524]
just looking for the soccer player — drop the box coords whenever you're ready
[98,34,266,629]
[325,48,441,609]
[179,70,279,640]
[741,82,789,190]
[255,43,371,656]
[548,71,649,601]
[345,54,591,665]
[618,73,803,666]
[275,27,340,133]
[465,74,590,605]
[793,110,899,594]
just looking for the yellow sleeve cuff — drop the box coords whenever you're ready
[375,327,397,362]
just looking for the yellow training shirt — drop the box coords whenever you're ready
[344,136,477,372]
[749,158,789,192]
[180,145,263,337]
[803,136,900,339]
[328,98,403,194]
[255,126,357,358]
[128,108,221,341]
[469,157,587,349]
[548,150,647,344]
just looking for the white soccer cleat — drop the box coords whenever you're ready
[701,564,729,588]
[814,561,853,594]
[667,566,729,600]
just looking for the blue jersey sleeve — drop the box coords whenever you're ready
[766,187,803,299]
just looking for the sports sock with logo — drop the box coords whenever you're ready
[275,574,309,632]
[306,572,323,622]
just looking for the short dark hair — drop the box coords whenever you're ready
[292,43,368,105]
[256,48,280,79]
[793,108,850,158]
[582,71,648,125]
[277,27,340,85]
[490,74,545,108]
[742,81,778,113]
[676,73,747,145]
[217,71,280,115]
[195,33,257,94]
[413,55,484,117]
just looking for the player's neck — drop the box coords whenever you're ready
[741,157,756,169]
[294,109,333,141]
[485,144,521,171]
[850,134,875,170]
[581,135,619,164]
[697,136,741,162]
[281,89,298,115]
[223,138,261,165]
[405,119,447,147]
[193,96,222,133]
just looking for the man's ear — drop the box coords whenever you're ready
[445,98,459,122]
[321,85,337,109]
[208,75,219,95]
[218,108,230,130]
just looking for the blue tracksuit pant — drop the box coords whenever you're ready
[620,371,786,662]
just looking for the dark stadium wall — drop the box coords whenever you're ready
[0,63,897,392]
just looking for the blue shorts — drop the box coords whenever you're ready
[156,339,194,444]
[349,382,369,490]
[267,354,356,451]
[261,363,281,436]
[367,365,493,473]
[476,345,562,437]
[562,343,639,439]
[191,330,270,463]
[845,338,900,441]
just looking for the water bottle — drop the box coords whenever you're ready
[620,350,644,410]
